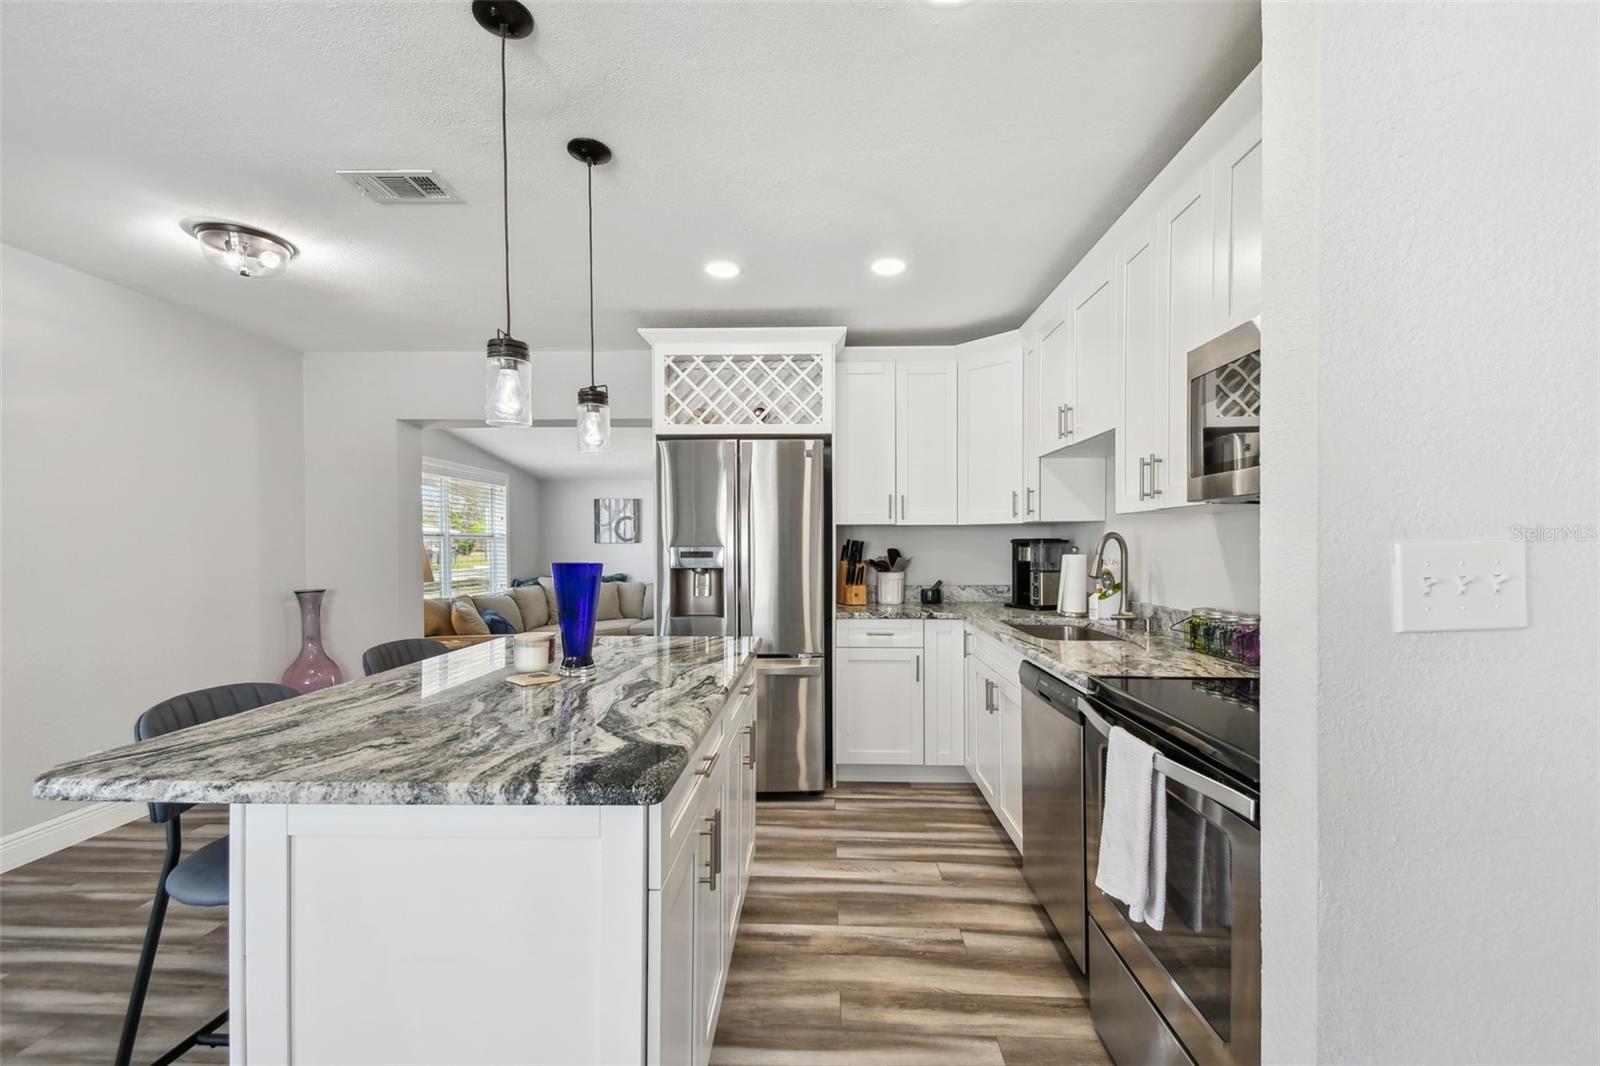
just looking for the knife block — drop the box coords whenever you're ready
[837,563,867,606]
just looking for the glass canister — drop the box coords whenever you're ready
[1184,610,1214,652]
[1231,613,1261,666]
[1208,612,1240,658]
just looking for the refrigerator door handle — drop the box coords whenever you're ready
[737,441,753,639]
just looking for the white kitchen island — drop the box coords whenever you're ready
[35,637,760,1066]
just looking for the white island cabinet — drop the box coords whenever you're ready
[32,637,760,1066]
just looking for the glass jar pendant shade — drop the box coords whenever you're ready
[485,334,532,426]
[577,385,610,453]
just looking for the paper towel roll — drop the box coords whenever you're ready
[1058,553,1089,617]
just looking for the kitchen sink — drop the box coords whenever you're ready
[1005,622,1124,642]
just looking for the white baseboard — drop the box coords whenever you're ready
[1,801,145,873]
[835,764,974,785]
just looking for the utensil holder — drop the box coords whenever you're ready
[876,571,906,606]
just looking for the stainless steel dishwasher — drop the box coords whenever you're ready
[1020,661,1086,973]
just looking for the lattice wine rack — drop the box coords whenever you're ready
[660,352,826,430]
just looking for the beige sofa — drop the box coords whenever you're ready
[424,580,655,648]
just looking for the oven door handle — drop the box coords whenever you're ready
[1080,702,1257,822]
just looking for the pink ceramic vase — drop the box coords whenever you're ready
[282,589,344,692]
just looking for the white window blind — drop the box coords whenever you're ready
[422,460,509,599]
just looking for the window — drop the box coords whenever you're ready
[422,460,509,598]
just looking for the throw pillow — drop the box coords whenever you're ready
[595,581,622,621]
[423,598,452,637]
[601,573,629,583]
[479,609,516,636]
[471,593,524,632]
[509,585,548,629]
[450,597,489,636]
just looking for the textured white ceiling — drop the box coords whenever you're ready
[1,1,1260,352]
[445,425,654,480]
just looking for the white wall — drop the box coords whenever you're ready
[1,245,306,837]
[417,427,541,583]
[837,522,1084,588]
[1262,4,1599,1063]
[534,478,655,581]
[300,349,650,669]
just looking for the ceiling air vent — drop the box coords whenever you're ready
[336,170,463,204]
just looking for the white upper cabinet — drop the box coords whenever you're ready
[1118,216,1167,513]
[957,335,1026,524]
[896,361,959,525]
[1212,113,1264,329]
[1067,253,1119,445]
[1036,310,1074,452]
[1163,164,1216,506]
[1020,320,1044,518]
[835,361,898,524]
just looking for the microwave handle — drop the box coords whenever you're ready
[1079,702,1257,821]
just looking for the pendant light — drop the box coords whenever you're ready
[475,1,535,427]
[569,137,613,453]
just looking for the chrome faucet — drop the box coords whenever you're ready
[1088,531,1139,629]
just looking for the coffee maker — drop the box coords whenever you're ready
[1010,538,1070,609]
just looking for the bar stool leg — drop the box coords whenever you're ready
[116,821,181,1066]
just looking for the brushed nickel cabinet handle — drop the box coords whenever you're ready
[1056,404,1066,439]
[1065,405,1075,437]
[743,724,756,769]
[1011,490,1019,517]
[1150,454,1163,496]
[888,493,894,520]
[704,809,723,883]
[914,654,921,683]
[694,752,719,777]
[900,494,906,520]
[866,631,895,637]
[1138,456,1150,500]
[739,684,754,695]
[1026,486,1035,515]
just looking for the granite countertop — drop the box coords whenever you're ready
[34,636,759,809]
[838,601,1255,690]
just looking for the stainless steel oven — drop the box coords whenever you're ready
[1187,319,1260,503]
[1081,694,1260,1066]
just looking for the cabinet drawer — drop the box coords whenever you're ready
[971,630,1024,694]
[837,619,923,648]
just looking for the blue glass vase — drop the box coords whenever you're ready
[551,562,603,679]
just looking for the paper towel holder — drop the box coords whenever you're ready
[1057,549,1089,618]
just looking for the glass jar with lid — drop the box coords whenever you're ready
[1231,614,1261,666]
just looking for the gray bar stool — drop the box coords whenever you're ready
[361,636,449,676]
[116,681,299,1066]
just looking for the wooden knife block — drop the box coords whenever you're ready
[837,563,867,606]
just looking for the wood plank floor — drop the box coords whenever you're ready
[711,784,1109,1066]
[0,807,230,1064]
[1,786,1108,1065]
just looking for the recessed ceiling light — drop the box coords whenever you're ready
[871,257,907,277]
[704,260,741,279]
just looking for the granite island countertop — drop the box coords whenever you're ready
[838,601,1255,690]
[34,636,759,809]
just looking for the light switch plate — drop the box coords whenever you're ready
[1392,539,1528,632]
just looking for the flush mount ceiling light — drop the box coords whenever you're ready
[475,0,536,428]
[185,222,297,278]
[870,256,908,277]
[704,260,741,279]
[569,137,614,454]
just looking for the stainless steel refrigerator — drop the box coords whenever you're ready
[657,438,828,793]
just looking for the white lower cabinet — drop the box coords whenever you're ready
[837,646,925,765]
[923,620,966,765]
[652,677,757,1066]
[965,635,1025,850]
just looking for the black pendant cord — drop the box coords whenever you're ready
[587,158,596,388]
[500,32,511,338]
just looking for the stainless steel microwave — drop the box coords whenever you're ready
[1187,319,1261,503]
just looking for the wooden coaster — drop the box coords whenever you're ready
[506,673,562,688]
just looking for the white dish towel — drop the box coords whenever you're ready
[1095,726,1168,930]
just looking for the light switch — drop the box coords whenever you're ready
[1393,539,1528,632]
